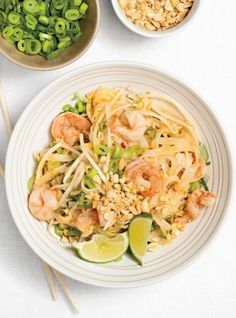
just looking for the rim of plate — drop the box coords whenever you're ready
[5,61,233,288]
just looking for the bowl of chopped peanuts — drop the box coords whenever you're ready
[111,0,200,38]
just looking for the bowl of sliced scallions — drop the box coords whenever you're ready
[0,0,100,70]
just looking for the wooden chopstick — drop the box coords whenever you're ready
[0,81,13,136]
[53,269,79,313]
[42,262,57,301]
[0,79,80,312]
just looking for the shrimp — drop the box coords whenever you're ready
[185,189,216,220]
[51,112,91,146]
[110,110,146,142]
[74,209,98,237]
[28,187,58,221]
[125,158,163,196]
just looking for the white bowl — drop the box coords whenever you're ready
[111,0,201,38]
[5,62,232,288]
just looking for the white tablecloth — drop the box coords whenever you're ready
[1,1,236,317]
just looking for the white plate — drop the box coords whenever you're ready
[5,62,232,288]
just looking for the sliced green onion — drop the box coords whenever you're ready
[47,48,63,59]
[199,144,209,163]
[25,39,42,55]
[94,145,111,156]
[11,27,24,41]
[0,0,87,60]
[49,16,57,26]
[112,146,124,159]
[123,145,144,160]
[17,39,26,52]
[84,177,95,189]
[79,2,88,15]
[77,202,92,209]
[62,104,73,111]
[39,32,52,41]
[74,0,82,6]
[54,224,64,237]
[2,26,14,39]
[42,40,52,53]
[39,1,47,15]
[76,101,86,113]
[144,127,156,140]
[188,181,201,194]
[109,160,118,174]
[23,0,40,15]
[65,8,80,21]
[52,0,66,10]
[38,15,49,25]
[200,178,209,191]
[56,147,63,154]
[28,175,36,192]
[99,122,106,132]
[64,227,81,237]
[8,12,21,25]
[87,168,98,179]
[55,18,67,34]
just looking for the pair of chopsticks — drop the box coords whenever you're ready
[0,80,79,314]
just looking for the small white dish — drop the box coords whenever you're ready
[111,0,201,38]
[5,62,232,288]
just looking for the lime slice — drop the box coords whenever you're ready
[128,213,153,265]
[73,232,129,263]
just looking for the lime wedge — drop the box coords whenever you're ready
[73,232,129,263]
[128,214,153,265]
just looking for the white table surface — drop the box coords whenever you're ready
[1,1,236,317]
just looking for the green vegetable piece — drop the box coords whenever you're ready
[144,127,156,140]
[109,160,118,174]
[87,168,98,179]
[47,48,64,60]
[42,39,52,53]
[76,101,86,113]
[55,18,67,34]
[52,0,66,10]
[28,175,36,192]
[79,2,88,15]
[17,39,26,52]
[65,8,81,21]
[112,146,124,159]
[8,12,21,25]
[66,227,81,237]
[39,32,52,41]
[25,39,42,55]
[54,224,64,237]
[123,145,144,160]
[49,16,57,26]
[199,144,209,163]
[84,177,95,189]
[74,0,82,6]
[39,1,47,15]
[2,26,14,39]
[94,145,111,156]
[11,27,24,41]
[200,178,209,191]
[62,104,73,111]
[38,15,49,25]
[188,181,201,193]
[23,0,40,15]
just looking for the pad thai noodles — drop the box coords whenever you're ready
[28,86,216,254]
